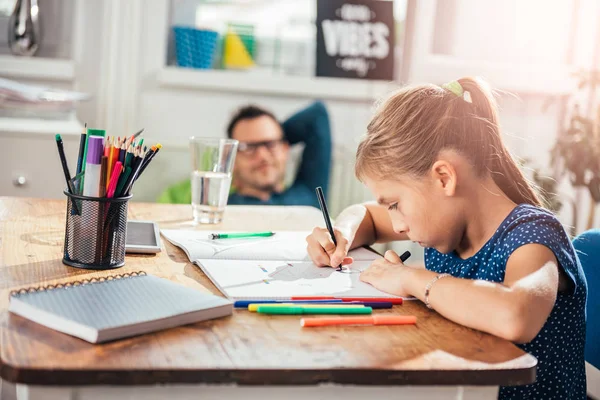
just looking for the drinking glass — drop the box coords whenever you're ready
[189,137,238,224]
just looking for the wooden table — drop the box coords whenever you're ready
[0,198,536,400]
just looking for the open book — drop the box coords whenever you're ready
[161,230,401,300]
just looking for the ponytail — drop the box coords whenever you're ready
[457,78,543,207]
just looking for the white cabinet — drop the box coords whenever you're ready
[0,118,83,198]
[0,0,99,199]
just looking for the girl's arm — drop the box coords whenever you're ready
[362,244,559,343]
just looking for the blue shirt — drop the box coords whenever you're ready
[425,204,587,399]
[228,101,332,208]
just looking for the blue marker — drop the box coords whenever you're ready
[234,299,343,308]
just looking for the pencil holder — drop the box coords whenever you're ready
[62,191,131,270]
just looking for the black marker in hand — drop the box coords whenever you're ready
[400,251,411,263]
[385,250,411,264]
[315,186,342,270]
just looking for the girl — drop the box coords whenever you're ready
[306,77,587,399]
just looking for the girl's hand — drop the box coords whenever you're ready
[306,227,354,268]
[360,250,412,297]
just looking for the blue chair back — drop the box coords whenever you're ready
[573,229,600,369]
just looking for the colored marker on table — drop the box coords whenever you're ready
[301,315,417,327]
[291,297,404,305]
[256,305,372,315]
[248,303,365,312]
[246,302,392,311]
[341,301,393,309]
[233,299,343,308]
[209,232,275,240]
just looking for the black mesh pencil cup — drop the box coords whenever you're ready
[63,191,132,270]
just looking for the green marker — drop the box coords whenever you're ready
[208,232,275,240]
[256,306,372,315]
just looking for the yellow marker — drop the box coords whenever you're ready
[248,303,364,312]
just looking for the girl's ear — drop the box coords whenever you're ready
[430,159,457,197]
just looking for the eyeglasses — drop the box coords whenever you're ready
[237,139,286,156]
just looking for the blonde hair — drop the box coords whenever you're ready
[355,77,542,207]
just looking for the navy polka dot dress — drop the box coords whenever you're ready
[424,204,587,399]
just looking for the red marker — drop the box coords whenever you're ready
[291,296,403,305]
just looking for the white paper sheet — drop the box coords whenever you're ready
[194,259,398,300]
[162,229,399,300]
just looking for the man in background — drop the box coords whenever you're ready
[227,101,331,207]
[158,101,332,208]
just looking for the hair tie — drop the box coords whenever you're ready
[442,81,472,103]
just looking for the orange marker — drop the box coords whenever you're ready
[300,315,416,327]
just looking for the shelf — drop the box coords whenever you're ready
[0,55,75,82]
[0,117,83,138]
[157,67,398,102]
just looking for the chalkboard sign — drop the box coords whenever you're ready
[316,0,395,80]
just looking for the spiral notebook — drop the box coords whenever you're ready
[161,230,402,301]
[8,272,233,343]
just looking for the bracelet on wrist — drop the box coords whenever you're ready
[424,273,451,309]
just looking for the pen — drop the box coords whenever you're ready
[209,232,275,240]
[234,299,343,308]
[256,305,372,315]
[315,186,341,270]
[55,134,80,214]
[75,123,86,192]
[55,134,76,193]
[301,315,417,327]
[291,296,404,305]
